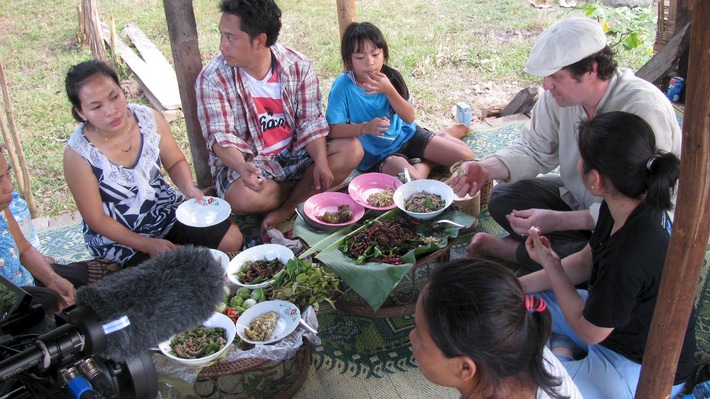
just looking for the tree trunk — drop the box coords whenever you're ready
[162,0,212,188]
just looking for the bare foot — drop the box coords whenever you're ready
[261,207,296,232]
[466,233,519,262]
[437,123,470,139]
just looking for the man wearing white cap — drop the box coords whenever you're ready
[448,17,681,275]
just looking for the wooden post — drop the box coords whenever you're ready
[0,59,38,218]
[636,0,710,397]
[162,0,212,188]
[82,0,108,63]
[336,0,356,39]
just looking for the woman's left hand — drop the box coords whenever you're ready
[47,276,76,307]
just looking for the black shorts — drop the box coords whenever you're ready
[124,218,232,267]
[398,125,434,160]
[370,125,434,172]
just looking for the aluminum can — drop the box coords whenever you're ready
[667,76,685,102]
[456,102,471,126]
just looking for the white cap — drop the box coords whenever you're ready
[524,17,607,77]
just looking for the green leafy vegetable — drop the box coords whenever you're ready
[269,258,341,311]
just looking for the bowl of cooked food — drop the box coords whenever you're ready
[393,179,454,220]
[158,311,236,366]
[302,192,365,227]
[235,300,301,345]
[227,244,295,288]
[348,172,402,210]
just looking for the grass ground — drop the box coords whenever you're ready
[0,0,655,217]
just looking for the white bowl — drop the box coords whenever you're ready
[393,179,454,220]
[209,248,230,274]
[235,300,301,345]
[158,312,236,366]
[226,244,295,288]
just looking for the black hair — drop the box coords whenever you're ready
[219,0,281,47]
[340,22,409,100]
[565,45,617,82]
[578,111,680,210]
[65,60,121,123]
[422,258,567,399]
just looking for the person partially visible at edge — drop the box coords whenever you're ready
[447,17,681,276]
[410,258,582,399]
[195,0,363,233]
[326,22,474,179]
[521,112,695,398]
[0,149,74,313]
[63,60,243,268]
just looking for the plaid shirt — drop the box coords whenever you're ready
[196,44,329,180]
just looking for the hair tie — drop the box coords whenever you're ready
[525,295,547,313]
[646,155,660,171]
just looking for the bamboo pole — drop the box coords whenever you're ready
[336,0,356,39]
[0,59,38,217]
[0,61,39,218]
[636,0,710,397]
[83,0,107,62]
[0,70,22,194]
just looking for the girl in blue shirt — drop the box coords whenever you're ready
[326,22,474,178]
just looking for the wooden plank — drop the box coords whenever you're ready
[636,0,710,396]
[100,23,181,110]
[636,22,690,84]
[122,23,172,71]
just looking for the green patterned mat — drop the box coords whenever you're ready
[36,114,709,398]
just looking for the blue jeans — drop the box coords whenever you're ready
[535,290,686,399]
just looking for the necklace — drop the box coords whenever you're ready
[94,123,134,153]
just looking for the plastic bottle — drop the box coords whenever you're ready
[9,192,40,248]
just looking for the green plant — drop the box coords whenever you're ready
[579,2,656,55]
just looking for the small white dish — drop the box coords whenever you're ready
[235,300,300,345]
[227,244,294,288]
[209,249,230,274]
[158,312,236,366]
[176,196,231,227]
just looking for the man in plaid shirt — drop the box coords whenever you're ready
[196,0,363,232]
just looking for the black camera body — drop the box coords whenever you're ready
[0,276,158,399]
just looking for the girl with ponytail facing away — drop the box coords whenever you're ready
[521,111,696,398]
[410,258,581,398]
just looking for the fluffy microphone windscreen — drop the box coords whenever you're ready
[75,246,225,361]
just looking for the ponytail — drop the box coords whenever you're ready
[644,151,680,210]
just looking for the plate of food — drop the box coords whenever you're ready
[176,196,232,227]
[303,192,365,227]
[393,179,454,220]
[235,300,301,345]
[158,312,236,366]
[348,173,402,210]
[227,244,294,288]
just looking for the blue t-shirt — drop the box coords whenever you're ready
[326,72,417,171]
[0,214,34,287]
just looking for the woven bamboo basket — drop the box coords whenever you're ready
[192,339,311,399]
[479,180,494,211]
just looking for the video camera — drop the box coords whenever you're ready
[0,275,158,399]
